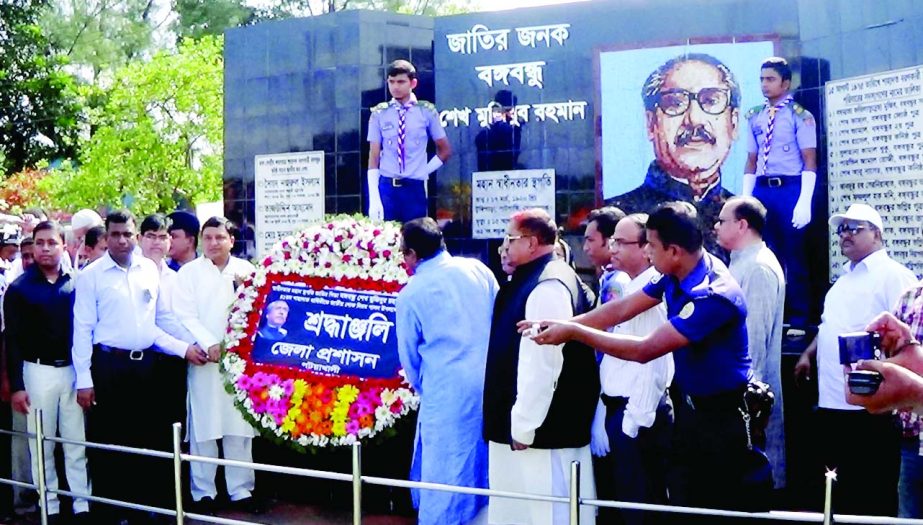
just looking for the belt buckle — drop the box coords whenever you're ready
[391,177,403,188]
[129,350,144,361]
[768,177,783,188]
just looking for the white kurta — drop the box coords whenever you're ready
[488,280,596,525]
[173,256,256,441]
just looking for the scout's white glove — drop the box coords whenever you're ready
[792,170,816,229]
[590,399,610,457]
[367,169,383,220]
[741,173,756,197]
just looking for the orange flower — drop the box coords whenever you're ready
[359,414,373,428]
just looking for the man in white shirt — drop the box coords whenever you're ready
[794,203,916,516]
[173,217,264,515]
[139,214,204,454]
[72,209,204,524]
[594,214,673,525]
[483,209,598,525]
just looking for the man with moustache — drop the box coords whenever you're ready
[483,209,598,525]
[609,54,741,258]
[173,217,264,515]
[593,213,673,525]
[794,203,916,516]
[72,210,205,524]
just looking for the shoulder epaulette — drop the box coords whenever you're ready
[417,100,438,113]
[745,104,765,120]
[791,102,811,118]
[371,102,389,113]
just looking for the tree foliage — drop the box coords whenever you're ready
[41,36,224,216]
[173,0,257,40]
[0,0,82,175]
[40,0,162,78]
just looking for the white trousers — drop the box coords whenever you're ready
[23,363,91,514]
[487,442,596,525]
[11,411,33,513]
[188,422,254,502]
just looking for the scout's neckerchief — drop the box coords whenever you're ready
[758,95,794,176]
[394,99,416,174]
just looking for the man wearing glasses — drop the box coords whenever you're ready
[608,53,739,259]
[594,214,673,525]
[794,203,916,516]
[483,209,598,524]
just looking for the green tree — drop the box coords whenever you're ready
[40,0,163,79]
[0,0,82,175]
[41,36,224,215]
[173,0,257,41]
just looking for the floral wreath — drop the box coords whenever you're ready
[221,214,419,452]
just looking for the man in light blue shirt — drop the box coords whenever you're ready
[396,217,497,525]
[742,57,818,328]
[367,60,452,223]
[72,209,203,523]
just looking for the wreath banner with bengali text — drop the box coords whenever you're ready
[221,215,419,452]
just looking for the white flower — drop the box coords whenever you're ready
[267,384,285,400]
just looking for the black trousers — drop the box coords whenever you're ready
[87,349,179,518]
[594,394,673,525]
[816,408,899,516]
[666,387,772,525]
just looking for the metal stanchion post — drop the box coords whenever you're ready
[352,442,362,525]
[173,423,184,525]
[569,460,580,525]
[823,469,836,525]
[34,409,48,525]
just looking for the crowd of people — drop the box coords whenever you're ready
[0,207,266,525]
[396,199,923,525]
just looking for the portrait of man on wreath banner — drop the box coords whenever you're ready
[599,40,774,257]
[257,300,290,342]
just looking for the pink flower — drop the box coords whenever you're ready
[390,398,404,414]
[236,376,253,391]
[262,256,273,267]
[346,420,361,434]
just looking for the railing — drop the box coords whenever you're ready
[8,409,923,525]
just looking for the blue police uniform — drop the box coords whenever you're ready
[746,100,817,327]
[367,95,446,222]
[642,252,770,513]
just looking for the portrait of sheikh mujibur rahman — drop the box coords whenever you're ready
[607,53,740,259]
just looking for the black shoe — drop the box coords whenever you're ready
[230,495,268,515]
[188,496,217,516]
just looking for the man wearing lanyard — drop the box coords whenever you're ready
[742,57,817,329]
[5,222,91,524]
[367,59,452,222]
[524,202,769,517]
[72,210,204,524]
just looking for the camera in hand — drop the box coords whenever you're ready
[838,332,883,396]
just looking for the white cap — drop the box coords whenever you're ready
[71,209,103,231]
[828,203,884,231]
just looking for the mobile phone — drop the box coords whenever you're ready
[847,370,883,396]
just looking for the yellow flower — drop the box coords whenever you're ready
[332,421,346,436]
[281,420,296,433]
